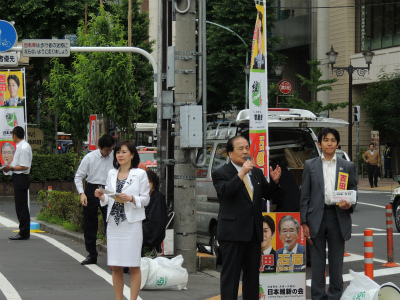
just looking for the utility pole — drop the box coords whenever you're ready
[173,0,197,272]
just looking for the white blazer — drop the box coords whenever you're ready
[101,168,150,223]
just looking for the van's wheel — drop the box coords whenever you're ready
[394,201,400,233]
[210,226,222,265]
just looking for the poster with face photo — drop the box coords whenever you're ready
[0,70,26,175]
[259,212,306,300]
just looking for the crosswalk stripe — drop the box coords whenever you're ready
[307,252,400,286]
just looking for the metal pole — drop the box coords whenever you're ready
[348,71,353,160]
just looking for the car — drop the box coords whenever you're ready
[336,149,350,161]
[195,108,348,262]
[390,175,400,232]
[138,147,157,172]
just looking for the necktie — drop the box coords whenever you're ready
[243,175,253,201]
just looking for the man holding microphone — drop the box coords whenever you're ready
[212,136,281,300]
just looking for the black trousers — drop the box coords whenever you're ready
[384,158,392,178]
[367,164,379,187]
[83,183,108,257]
[13,174,31,238]
[219,225,261,300]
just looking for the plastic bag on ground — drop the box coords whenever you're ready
[341,270,380,300]
[140,254,188,290]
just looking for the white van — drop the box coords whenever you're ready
[195,108,348,259]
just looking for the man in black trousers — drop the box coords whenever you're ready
[212,136,281,300]
[74,134,114,265]
[4,126,33,240]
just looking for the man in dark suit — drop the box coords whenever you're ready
[300,128,357,300]
[275,215,306,272]
[260,214,276,273]
[212,136,281,300]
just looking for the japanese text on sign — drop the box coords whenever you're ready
[22,39,70,57]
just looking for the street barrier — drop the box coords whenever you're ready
[382,204,399,267]
[364,229,373,279]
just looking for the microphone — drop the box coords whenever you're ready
[245,155,252,176]
[283,243,290,254]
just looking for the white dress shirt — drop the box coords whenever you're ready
[11,139,32,174]
[74,149,114,194]
[232,161,253,192]
[322,153,337,204]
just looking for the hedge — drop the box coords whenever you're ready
[0,153,81,183]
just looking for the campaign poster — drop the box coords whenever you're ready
[89,114,98,151]
[0,70,26,174]
[259,212,306,300]
[249,4,269,178]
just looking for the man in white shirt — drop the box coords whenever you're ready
[4,126,32,240]
[74,134,114,265]
[300,128,356,300]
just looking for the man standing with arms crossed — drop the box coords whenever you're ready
[5,126,32,240]
[75,134,114,265]
[212,136,281,300]
[300,128,356,300]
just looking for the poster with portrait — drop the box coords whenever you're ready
[0,70,26,174]
[259,212,306,300]
[249,4,269,178]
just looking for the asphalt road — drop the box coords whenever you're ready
[1,190,400,300]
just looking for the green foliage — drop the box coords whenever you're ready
[358,70,400,142]
[0,153,79,183]
[206,0,284,113]
[37,190,106,237]
[0,0,102,124]
[270,59,348,116]
[37,190,84,232]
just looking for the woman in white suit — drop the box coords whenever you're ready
[95,140,150,300]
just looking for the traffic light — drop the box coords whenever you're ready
[353,105,361,123]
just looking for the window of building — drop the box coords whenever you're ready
[357,0,400,51]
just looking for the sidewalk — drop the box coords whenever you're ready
[357,176,398,192]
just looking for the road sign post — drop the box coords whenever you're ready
[0,20,17,52]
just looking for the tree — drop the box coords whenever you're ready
[358,70,400,143]
[271,59,348,116]
[0,0,102,124]
[206,0,283,113]
[45,7,142,153]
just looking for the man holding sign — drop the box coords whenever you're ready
[300,128,357,300]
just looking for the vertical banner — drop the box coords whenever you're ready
[249,3,269,178]
[259,212,306,300]
[89,114,98,151]
[0,70,26,173]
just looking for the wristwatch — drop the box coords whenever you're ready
[10,167,14,172]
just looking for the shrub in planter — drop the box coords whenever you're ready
[37,190,106,238]
[0,153,80,183]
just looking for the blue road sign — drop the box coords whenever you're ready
[0,20,17,52]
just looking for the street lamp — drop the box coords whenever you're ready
[326,45,374,160]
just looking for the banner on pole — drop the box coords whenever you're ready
[249,3,269,178]
[0,70,26,174]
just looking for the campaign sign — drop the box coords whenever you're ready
[259,212,306,300]
[0,20,18,52]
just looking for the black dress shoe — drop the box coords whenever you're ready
[9,234,30,240]
[81,255,97,265]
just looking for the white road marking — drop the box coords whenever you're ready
[0,215,139,300]
[0,272,22,300]
[351,232,400,236]
[307,252,400,286]
[357,202,386,209]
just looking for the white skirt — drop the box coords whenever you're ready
[107,216,143,267]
